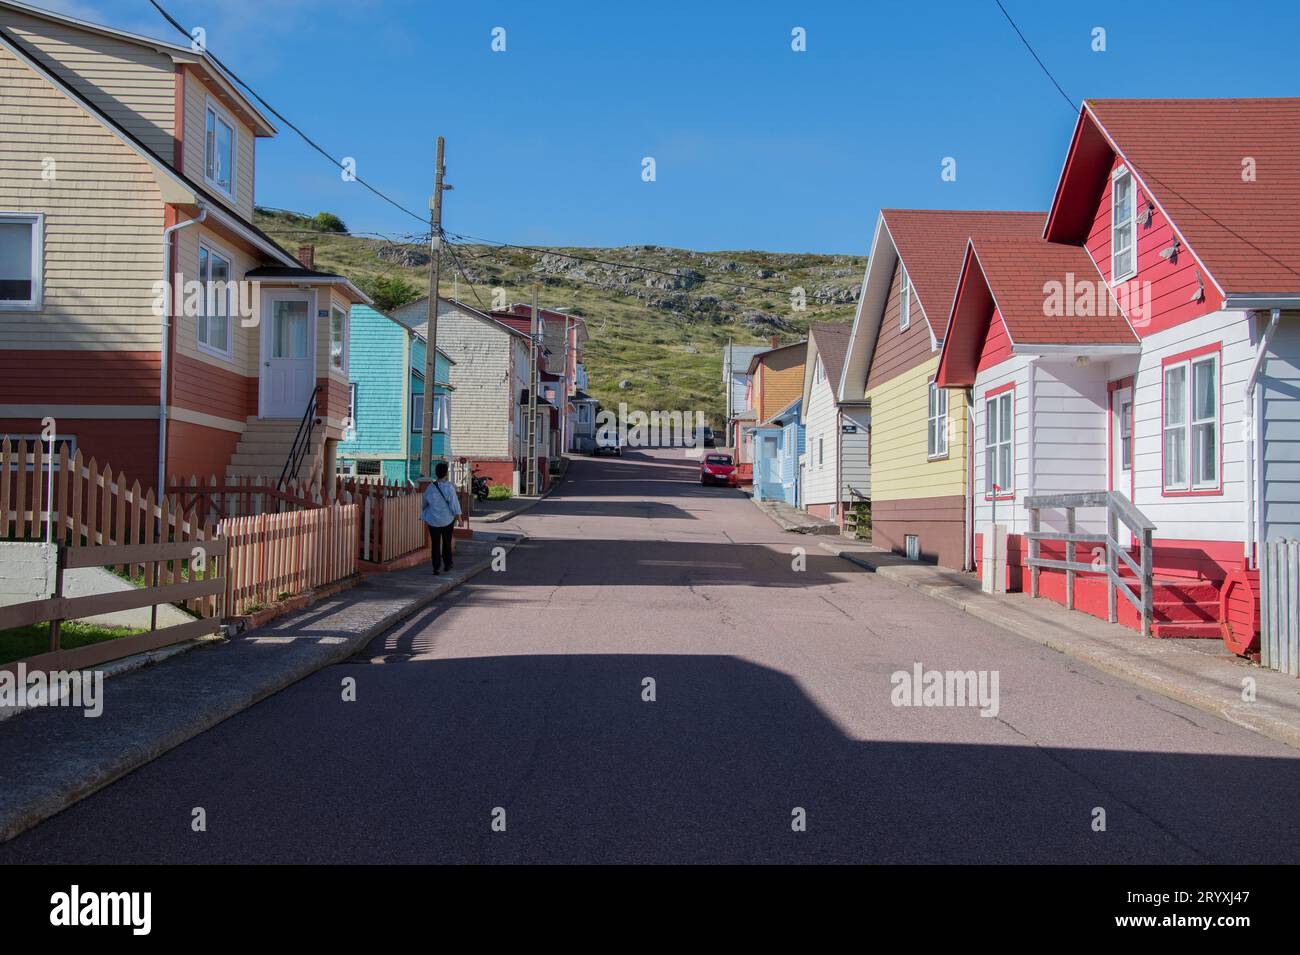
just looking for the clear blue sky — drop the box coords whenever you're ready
[46,0,1300,254]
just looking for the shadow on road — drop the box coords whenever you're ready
[2,652,1295,864]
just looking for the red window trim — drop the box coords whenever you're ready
[983,381,1015,501]
[1160,342,1223,498]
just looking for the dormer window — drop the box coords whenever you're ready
[205,100,237,198]
[1111,165,1137,283]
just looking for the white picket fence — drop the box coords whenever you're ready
[1260,539,1300,677]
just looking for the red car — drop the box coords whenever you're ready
[700,453,736,486]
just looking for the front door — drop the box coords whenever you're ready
[261,291,315,418]
[1111,383,1134,546]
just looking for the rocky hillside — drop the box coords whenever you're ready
[255,209,866,424]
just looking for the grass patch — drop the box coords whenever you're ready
[0,621,147,666]
[487,485,513,500]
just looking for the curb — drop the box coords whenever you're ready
[751,498,839,536]
[0,538,522,844]
[475,471,566,524]
[820,541,1300,752]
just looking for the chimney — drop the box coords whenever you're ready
[770,335,779,348]
[297,245,315,269]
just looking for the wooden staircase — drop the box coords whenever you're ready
[226,417,324,486]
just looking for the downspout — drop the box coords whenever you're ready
[158,204,207,499]
[965,388,975,572]
[1243,307,1282,569]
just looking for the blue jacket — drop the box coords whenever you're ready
[420,479,462,527]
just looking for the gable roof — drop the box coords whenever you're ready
[809,321,852,387]
[0,25,297,269]
[937,235,1138,387]
[1044,98,1300,302]
[349,303,454,361]
[0,0,276,136]
[744,339,806,375]
[395,297,532,342]
[838,209,1044,402]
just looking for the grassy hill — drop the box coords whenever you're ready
[255,209,866,424]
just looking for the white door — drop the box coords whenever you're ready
[261,291,315,418]
[1111,384,1134,546]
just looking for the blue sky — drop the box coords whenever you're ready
[43,0,1300,254]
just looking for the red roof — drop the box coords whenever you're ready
[937,236,1138,387]
[1046,98,1300,297]
[882,210,1045,333]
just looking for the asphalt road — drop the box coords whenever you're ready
[3,449,1298,863]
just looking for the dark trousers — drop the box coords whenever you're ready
[427,522,454,572]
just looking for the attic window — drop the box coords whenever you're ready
[1111,165,1137,283]
[899,263,911,330]
[205,100,237,198]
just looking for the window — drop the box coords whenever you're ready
[346,383,357,436]
[411,393,449,433]
[356,459,381,477]
[927,381,948,458]
[1120,399,1133,470]
[899,263,911,330]
[197,244,232,356]
[205,101,237,197]
[1163,351,1220,491]
[330,305,347,371]
[1111,165,1137,282]
[0,213,42,309]
[985,389,1013,497]
[814,358,824,383]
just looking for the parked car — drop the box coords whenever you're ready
[702,426,717,449]
[700,453,736,486]
[593,434,623,457]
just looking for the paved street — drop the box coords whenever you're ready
[3,449,1298,863]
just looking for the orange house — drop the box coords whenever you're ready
[741,340,806,462]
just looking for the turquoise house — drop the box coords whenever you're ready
[751,398,804,506]
[337,304,454,483]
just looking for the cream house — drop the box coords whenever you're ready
[0,0,369,493]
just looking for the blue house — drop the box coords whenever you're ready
[337,304,454,482]
[751,398,804,505]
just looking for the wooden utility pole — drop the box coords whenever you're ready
[419,136,448,481]
[526,284,541,495]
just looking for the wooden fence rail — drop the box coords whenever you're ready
[221,504,358,615]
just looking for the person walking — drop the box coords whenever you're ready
[420,461,462,574]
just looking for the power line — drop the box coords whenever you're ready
[439,230,490,312]
[992,0,1300,284]
[147,0,429,227]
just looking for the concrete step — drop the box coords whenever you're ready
[1151,621,1223,639]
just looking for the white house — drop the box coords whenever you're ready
[799,321,870,525]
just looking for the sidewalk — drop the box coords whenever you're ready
[819,537,1300,750]
[0,534,522,843]
[472,458,569,524]
[751,497,839,535]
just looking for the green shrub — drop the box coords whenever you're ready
[488,485,512,500]
[358,275,422,311]
[312,211,348,233]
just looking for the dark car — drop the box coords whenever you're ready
[700,453,736,486]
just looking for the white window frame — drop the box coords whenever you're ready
[196,241,234,359]
[413,391,448,434]
[817,435,825,468]
[899,262,911,330]
[1110,165,1137,284]
[346,382,357,437]
[985,390,1014,497]
[814,357,824,384]
[0,212,44,311]
[330,304,348,372]
[1162,353,1220,492]
[927,380,949,459]
[204,97,238,200]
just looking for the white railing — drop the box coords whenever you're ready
[1024,491,1157,637]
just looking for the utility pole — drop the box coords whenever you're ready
[526,284,541,496]
[419,136,449,482]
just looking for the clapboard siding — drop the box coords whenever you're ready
[801,365,838,506]
[0,45,164,350]
[1260,315,1300,541]
[0,8,176,158]
[171,224,263,377]
[865,260,934,391]
[182,67,256,220]
[841,406,871,497]
[868,356,968,504]
[1085,154,1217,336]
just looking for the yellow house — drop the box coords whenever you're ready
[839,209,1042,569]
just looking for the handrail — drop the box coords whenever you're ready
[278,385,321,491]
[1023,490,1155,637]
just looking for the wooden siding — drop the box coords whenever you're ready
[1260,314,1300,541]
[865,259,935,391]
[181,66,255,220]
[841,406,871,497]
[0,349,159,404]
[801,367,838,506]
[977,307,1013,373]
[1085,154,1217,336]
[754,349,804,421]
[339,305,405,457]
[866,356,967,505]
[413,305,514,459]
[170,350,255,423]
[0,45,164,350]
[872,495,966,569]
[167,416,241,479]
[0,8,176,159]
